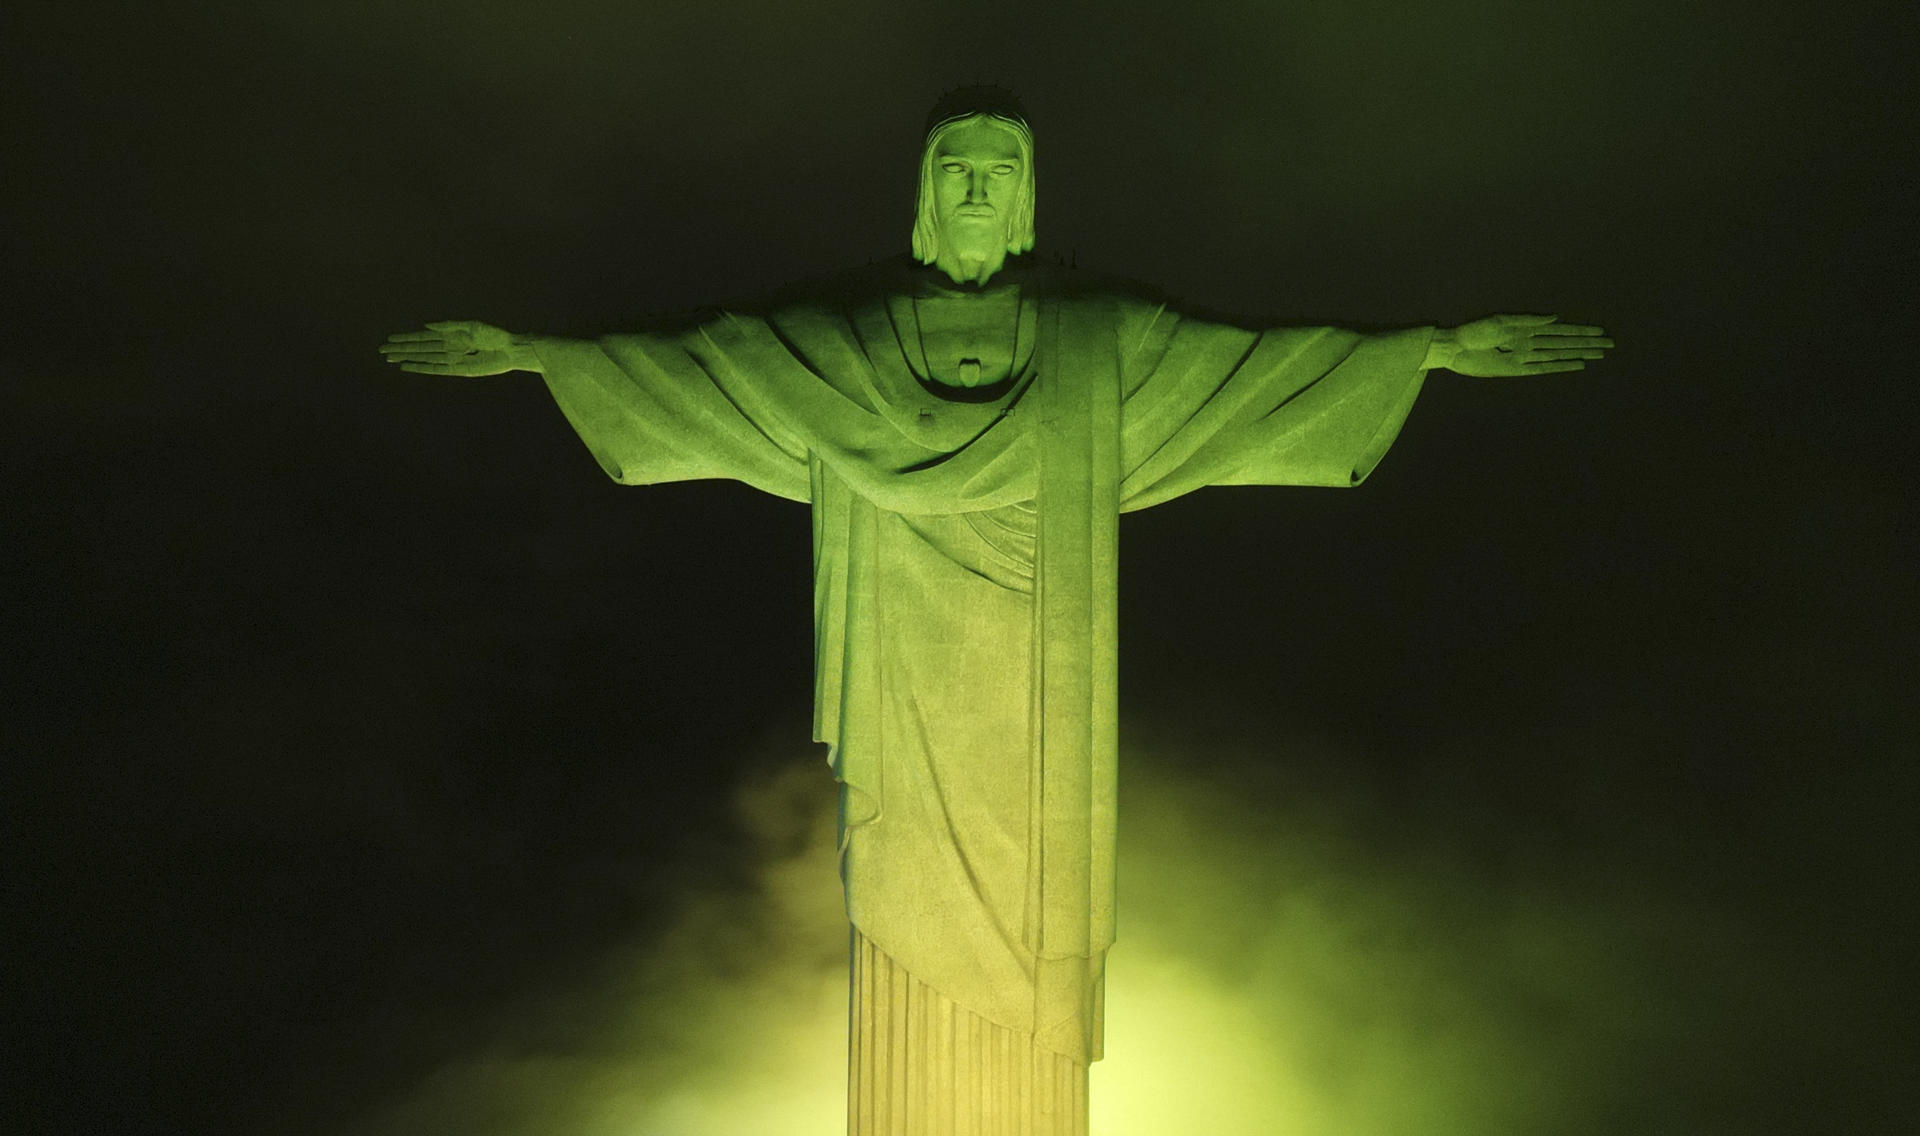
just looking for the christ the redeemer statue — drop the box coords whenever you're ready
[383,86,1611,1135]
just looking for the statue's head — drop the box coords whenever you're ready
[912,85,1035,267]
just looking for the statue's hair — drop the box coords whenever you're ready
[911,112,1036,265]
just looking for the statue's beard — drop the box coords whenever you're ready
[939,217,1007,261]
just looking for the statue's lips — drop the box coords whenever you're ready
[952,208,997,218]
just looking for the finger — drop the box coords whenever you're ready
[384,331,442,343]
[1500,313,1559,326]
[398,361,457,375]
[383,351,450,365]
[1528,335,1612,349]
[1526,348,1608,362]
[424,320,472,332]
[1533,324,1606,338]
[1520,360,1587,374]
[380,341,446,355]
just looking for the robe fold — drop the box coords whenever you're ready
[531,255,1431,1081]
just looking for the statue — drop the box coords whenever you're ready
[382,86,1611,1135]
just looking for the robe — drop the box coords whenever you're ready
[531,254,1431,1131]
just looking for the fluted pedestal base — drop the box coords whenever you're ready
[849,931,1089,1135]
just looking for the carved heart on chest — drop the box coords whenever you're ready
[914,290,1024,389]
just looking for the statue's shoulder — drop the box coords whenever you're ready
[1056,266,1281,332]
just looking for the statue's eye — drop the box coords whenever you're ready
[941,163,967,173]
[992,165,1016,176]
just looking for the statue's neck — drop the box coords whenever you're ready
[934,246,1009,287]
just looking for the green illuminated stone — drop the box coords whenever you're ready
[381,84,1612,1135]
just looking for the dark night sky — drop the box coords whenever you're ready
[6,2,1913,1134]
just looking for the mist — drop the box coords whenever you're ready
[325,713,1859,1136]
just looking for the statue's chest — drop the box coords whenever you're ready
[911,291,1025,388]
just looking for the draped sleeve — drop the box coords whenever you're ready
[529,302,876,503]
[528,273,1036,514]
[1112,294,1433,511]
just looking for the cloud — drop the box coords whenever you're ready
[333,714,1807,1136]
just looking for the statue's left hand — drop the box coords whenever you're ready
[1432,314,1613,377]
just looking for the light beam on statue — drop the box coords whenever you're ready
[381,84,1613,1135]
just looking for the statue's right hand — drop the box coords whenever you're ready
[380,320,527,376]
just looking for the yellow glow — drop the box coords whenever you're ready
[341,736,1731,1136]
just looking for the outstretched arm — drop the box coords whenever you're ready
[1114,301,1615,508]
[380,320,544,376]
[1423,313,1613,376]
[383,312,813,500]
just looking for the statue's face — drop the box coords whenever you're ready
[929,119,1026,261]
